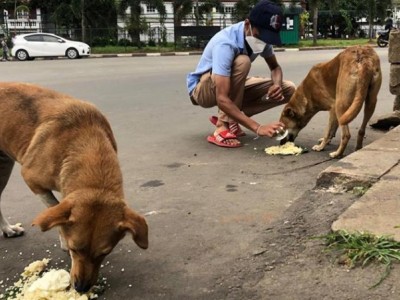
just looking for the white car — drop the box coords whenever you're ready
[11,33,90,61]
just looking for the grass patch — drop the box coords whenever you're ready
[296,38,375,48]
[316,230,400,288]
[90,38,377,54]
[91,45,185,54]
[351,186,370,196]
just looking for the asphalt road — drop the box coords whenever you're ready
[0,47,393,299]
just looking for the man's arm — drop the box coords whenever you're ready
[214,74,284,137]
[264,55,284,101]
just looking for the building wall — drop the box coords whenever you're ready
[2,8,42,36]
[117,1,237,43]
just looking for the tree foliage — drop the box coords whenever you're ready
[117,0,166,46]
[29,0,117,41]
[232,0,283,22]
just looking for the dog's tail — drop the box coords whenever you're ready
[338,49,380,126]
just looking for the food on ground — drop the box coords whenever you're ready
[264,142,304,156]
[0,259,100,300]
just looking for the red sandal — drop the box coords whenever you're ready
[206,130,242,148]
[209,116,246,137]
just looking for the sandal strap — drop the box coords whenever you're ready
[229,123,239,134]
[215,129,237,142]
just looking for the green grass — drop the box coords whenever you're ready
[296,38,376,48]
[91,45,183,54]
[90,38,377,54]
[316,230,400,288]
[351,186,370,196]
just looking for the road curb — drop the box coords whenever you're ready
[89,45,377,58]
[315,125,400,192]
[8,45,379,61]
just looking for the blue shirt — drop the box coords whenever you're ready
[186,21,274,95]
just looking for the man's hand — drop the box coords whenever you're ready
[266,84,284,101]
[256,121,286,138]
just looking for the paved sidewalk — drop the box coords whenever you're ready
[316,125,400,240]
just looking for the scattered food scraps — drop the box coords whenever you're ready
[264,142,305,156]
[0,259,104,300]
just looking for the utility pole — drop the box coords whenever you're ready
[14,0,16,36]
[195,0,199,26]
[81,0,86,42]
[195,0,199,48]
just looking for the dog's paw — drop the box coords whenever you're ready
[329,151,343,159]
[312,144,325,152]
[2,223,25,238]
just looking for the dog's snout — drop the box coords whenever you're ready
[74,280,92,294]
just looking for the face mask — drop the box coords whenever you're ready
[245,25,267,54]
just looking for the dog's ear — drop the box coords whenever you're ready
[283,106,296,118]
[119,207,149,249]
[32,200,73,231]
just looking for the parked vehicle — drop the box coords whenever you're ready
[11,33,90,61]
[377,30,390,47]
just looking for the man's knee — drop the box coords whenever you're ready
[284,80,296,97]
[232,55,251,74]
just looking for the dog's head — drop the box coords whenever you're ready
[32,197,148,293]
[279,105,302,144]
[278,93,314,145]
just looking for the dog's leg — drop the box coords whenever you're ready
[356,85,379,151]
[0,151,24,237]
[38,192,59,207]
[37,192,68,251]
[313,109,338,152]
[330,124,350,158]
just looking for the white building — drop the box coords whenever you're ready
[117,0,238,43]
[2,8,42,37]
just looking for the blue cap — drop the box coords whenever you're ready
[249,0,283,46]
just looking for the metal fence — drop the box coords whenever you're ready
[0,12,237,49]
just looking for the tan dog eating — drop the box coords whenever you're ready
[0,82,148,293]
[279,46,382,158]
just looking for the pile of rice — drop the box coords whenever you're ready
[265,142,303,156]
[0,259,101,300]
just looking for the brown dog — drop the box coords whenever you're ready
[279,46,382,158]
[0,82,148,293]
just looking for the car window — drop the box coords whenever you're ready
[24,35,44,42]
[42,35,61,43]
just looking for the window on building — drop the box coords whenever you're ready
[17,10,29,19]
[225,6,234,14]
[147,5,156,13]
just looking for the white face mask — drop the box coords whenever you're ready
[245,25,267,54]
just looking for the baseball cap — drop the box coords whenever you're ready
[249,0,283,46]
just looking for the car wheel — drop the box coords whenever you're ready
[66,48,79,59]
[16,50,29,61]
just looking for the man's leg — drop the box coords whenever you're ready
[190,55,250,147]
[190,71,216,108]
[241,77,296,117]
[216,55,251,123]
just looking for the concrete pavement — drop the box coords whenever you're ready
[17,46,400,243]
[315,125,400,240]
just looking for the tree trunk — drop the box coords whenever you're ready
[312,6,318,46]
[368,19,373,42]
[130,30,141,47]
[81,0,86,42]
